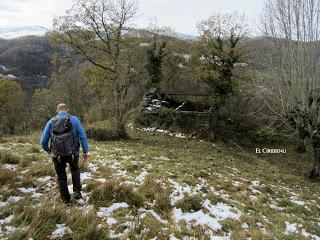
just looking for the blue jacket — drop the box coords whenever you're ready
[40,113,89,154]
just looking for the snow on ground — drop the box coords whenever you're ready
[97,202,129,218]
[50,224,73,239]
[284,221,298,234]
[173,199,241,233]
[139,208,168,224]
[153,156,170,161]
[1,135,320,239]
[18,187,37,193]
[290,196,305,206]
[0,215,13,225]
[172,207,222,231]
[137,127,188,139]
[169,179,201,205]
[135,170,149,182]
[203,200,241,220]
[1,164,17,170]
[80,172,92,181]
[107,217,118,225]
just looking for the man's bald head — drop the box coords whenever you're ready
[56,103,69,113]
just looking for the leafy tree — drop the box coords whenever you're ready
[145,40,166,90]
[0,78,25,134]
[195,13,248,109]
[194,13,248,140]
[52,0,142,137]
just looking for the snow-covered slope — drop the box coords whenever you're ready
[0,26,48,39]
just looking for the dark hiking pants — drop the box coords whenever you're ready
[53,155,81,203]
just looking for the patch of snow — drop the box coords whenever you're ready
[203,200,241,220]
[37,176,52,182]
[136,170,148,182]
[172,208,222,231]
[50,224,73,239]
[80,172,92,180]
[290,196,305,206]
[210,235,230,240]
[31,192,42,198]
[0,215,14,225]
[139,208,168,224]
[2,164,17,170]
[7,74,17,79]
[97,202,129,218]
[242,223,249,229]
[169,179,199,205]
[249,195,258,202]
[251,180,260,187]
[169,133,187,139]
[169,234,180,240]
[87,163,98,172]
[107,217,118,225]
[284,221,298,235]
[232,181,241,187]
[7,196,22,203]
[18,187,36,193]
[153,156,170,161]
[4,225,17,232]
[301,229,320,240]
[140,43,149,47]
[0,201,7,208]
[0,65,7,71]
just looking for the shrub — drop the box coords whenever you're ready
[254,125,278,144]
[89,180,144,207]
[86,119,128,141]
[0,169,16,186]
[138,176,172,216]
[27,163,55,177]
[10,202,107,240]
[175,194,203,212]
[26,146,40,154]
[0,151,20,164]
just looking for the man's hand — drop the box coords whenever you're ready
[83,153,89,161]
[47,149,51,155]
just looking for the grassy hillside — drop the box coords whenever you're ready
[0,128,319,239]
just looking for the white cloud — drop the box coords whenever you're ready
[0,0,264,35]
[0,0,73,28]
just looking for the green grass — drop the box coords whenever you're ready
[0,169,16,186]
[0,151,20,164]
[89,179,144,207]
[27,162,55,177]
[0,129,319,239]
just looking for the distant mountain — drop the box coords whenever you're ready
[0,26,48,40]
[174,32,198,41]
[0,36,55,95]
[0,25,198,42]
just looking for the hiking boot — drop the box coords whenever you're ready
[73,191,83,200]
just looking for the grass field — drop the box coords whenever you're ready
[0,127,319,239]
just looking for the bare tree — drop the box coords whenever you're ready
[52,0,142,137]
[258,0,320,178]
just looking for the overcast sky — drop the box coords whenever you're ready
[0,0,265,35]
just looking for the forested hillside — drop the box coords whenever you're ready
[0,36,55,95]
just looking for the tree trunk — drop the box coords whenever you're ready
[297,137,307,153]
[208,110,216,142]
[115,115,128,139]
[310,147,320,179]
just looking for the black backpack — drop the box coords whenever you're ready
[51,115,77,158]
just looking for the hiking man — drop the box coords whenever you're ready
[40,103,89,204]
